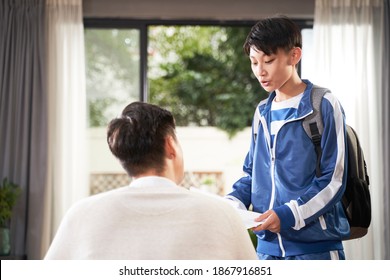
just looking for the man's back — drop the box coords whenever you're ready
[44,176,257,260]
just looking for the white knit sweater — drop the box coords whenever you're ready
[44,176,258,260]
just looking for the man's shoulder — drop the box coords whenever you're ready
[65,186,128,213]
[187,190,244,222]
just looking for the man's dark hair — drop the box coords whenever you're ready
[243,15,302,56]
[107,102,176,177]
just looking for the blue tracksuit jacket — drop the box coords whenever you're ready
[229,80,350,257]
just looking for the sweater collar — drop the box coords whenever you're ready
[129,176,177,189]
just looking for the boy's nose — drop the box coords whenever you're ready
[254,65,266,77]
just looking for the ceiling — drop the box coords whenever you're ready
[83,0,315,21]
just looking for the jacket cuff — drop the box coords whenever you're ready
[273,204,295,230]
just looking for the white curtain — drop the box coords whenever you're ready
[43,0,88,257]
[311,0,385,259]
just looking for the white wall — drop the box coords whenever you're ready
[177,127,251,194]
[88,126,252,195]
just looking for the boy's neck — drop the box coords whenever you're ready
[274,78,306,102]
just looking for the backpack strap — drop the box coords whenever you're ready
[309,122,323,177]
[302,86,330,177]
[302,86,329,137]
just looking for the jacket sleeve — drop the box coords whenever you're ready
[274,93,348,230]
[226,121,258,210]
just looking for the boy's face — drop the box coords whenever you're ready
[249,47,297,93]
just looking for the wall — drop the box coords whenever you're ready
[88,126,252,195]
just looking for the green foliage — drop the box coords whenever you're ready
[149,26,267,137]
[85,29,140,127]
[0,178,21,228]
[85,29,139,87]
[88,97,117,127]
[248,229,258,249]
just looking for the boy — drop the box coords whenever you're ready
[227,16,350,260]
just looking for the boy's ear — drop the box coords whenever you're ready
[290,47,302,65]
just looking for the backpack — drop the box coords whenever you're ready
[304,87,371,240]
[253,86,371,240]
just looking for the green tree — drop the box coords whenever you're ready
[148,26,267,137]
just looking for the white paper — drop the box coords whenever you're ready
[235,208,264,229]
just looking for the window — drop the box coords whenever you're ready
[84,19,312,195]
[301,28,314,80]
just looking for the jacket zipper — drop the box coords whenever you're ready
[260,115,286,256]
[271,136,286,256]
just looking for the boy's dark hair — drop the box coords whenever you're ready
[107,102,176,177]
[243,15,302,56]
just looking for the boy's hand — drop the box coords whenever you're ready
[251,210,281,233]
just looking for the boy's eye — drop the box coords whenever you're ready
[265,59,275,64]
